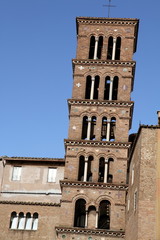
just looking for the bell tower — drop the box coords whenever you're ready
[56,17,139,240]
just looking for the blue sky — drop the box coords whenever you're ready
[0,0,160,158]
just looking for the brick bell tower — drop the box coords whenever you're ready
[56,17,139,240]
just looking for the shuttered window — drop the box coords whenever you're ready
[47,168,57,182]
[12,166,22,181]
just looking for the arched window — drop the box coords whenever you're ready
[110,117,116,141]
[104,76,110,100]
[112,76,119,100]
[97,36,103,59]
[98,157,105,182]
[115,37,121,60]
[32,213,39,230]
[10,212,18,229]
[90,116,96,140]
[81,116,88,140]
[98,200,111,229]
[74,199,86,228]
[89,36,95,59]
[108,158,114,183]
[93,76,99,100]
[85,76,92,99]
[78,155,85,181]
[107,37,113,60]
[87,155,93,182]
[17,212,25,230]
[101,117,107,140]
[25,212,32,230]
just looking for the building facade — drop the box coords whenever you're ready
[3,15,157,240]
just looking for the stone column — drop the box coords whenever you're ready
[85,211,88,227]
[104,159,109,183]
[93,36,99,60]
[106,118,111,141]
[112,37,117,60]
[95,211,99,228]
[109,77,114,100]
[87,117,92,140]
[90,76,95,100]
[84,156,88,182]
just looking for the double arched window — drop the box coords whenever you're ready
[104,76,119,100]
[101,117,116,141]
[85,75,100,100]
[98,157,114,183]
[82,116,97,140]
[78,155,93,182]
[89,36,103,60]
[10,212,38,230]
[107,36,121,60]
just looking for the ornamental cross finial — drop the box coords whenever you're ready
[103,0,116,18]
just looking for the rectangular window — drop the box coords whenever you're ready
[12,166,22,181]
[47,168,57,182]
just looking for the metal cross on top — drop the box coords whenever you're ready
[103,0,116,18]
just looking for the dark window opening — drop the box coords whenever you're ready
[87,155,93,182]
[104,76,110,100]
[101,117,107,141]
[90,116,96,140]
[98,200,110,229]
[97,36,103,59]
[89,36,95,59]
[110,117,116,141]
[74,199,86,228]
[107,37,113,60]
[78,155,85,181]
[93,76,100,99]
[112,76,119,100]
[81,116,88,140]
[115,37,121,60]
[107,158,114,183]
[85,76,92,99]
[98,157,105,182]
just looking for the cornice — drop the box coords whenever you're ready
[68,99,134,107]
[72,59,136,67]
[0,200,60,207]
[64,139,131,149]
[76,16,138,25]
[56,226,125,238]
[60,180,128,191]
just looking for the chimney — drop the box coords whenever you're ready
[157,111,160,125]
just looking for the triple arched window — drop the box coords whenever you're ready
[10,212,38,230]
[74,199,111,230]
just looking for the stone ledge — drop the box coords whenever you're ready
[60,180,128,191]
[72,59,136,67]
[55,226,125,238]
[0,200,60,207]
[64,139,131,149]
[68,99,134,107]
